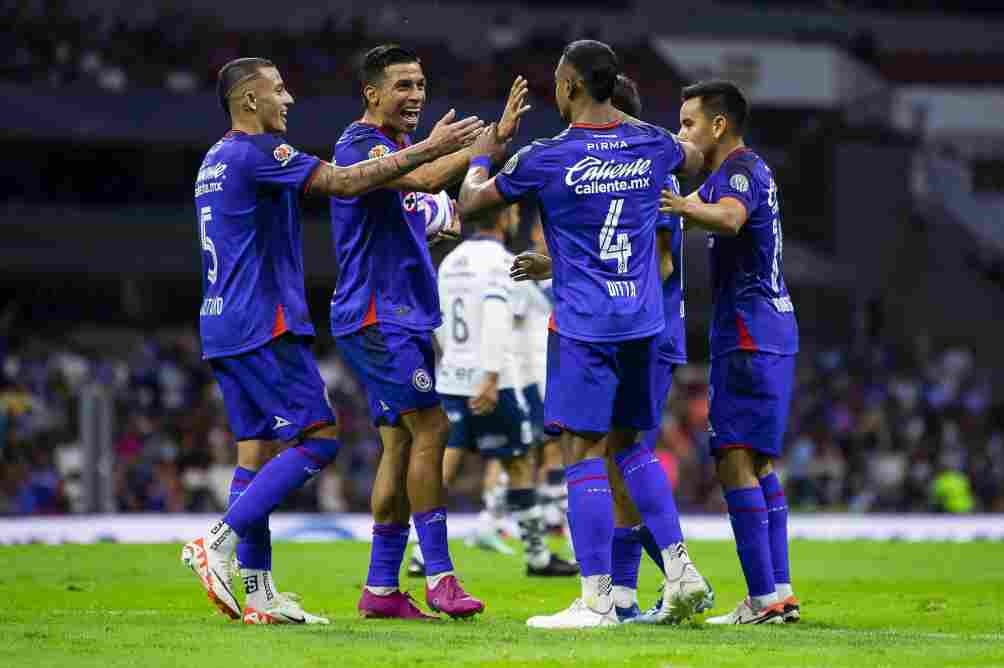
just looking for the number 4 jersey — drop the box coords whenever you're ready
[194,131,322,359]
[698,147,799,358]
[494,119,685,342]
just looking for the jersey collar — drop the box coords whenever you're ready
[570,119,622,130]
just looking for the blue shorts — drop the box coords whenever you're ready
[544,330,661,435]
[336,323,440,427]
[443,389,533,460]
[639,357,678,451]
[709,351,796,458]
[210,334,335,442]
[522,383,556,442]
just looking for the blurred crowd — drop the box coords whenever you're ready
[2,317,999,516]
[1,0,680,107]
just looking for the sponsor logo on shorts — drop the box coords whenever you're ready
[273,143,297,166]
[368,144,390,160]
[379,400,391,412]
[273,415,292,430]
[412,368,433,392]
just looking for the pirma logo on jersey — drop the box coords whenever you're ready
[273,144,297,166]
[412,368,433,392]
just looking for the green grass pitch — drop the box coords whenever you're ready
[2,539,1002,667]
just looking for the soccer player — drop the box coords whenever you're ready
[660,80,800,625]
[180,56,483,625]
[510,76,711,625]
[459,40,711,629]
[515,221,571,541]
[408,203,578,579]
[329,45,530,620]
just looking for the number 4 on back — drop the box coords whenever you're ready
[599,198,631,274]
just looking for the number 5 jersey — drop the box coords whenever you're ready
[194,131,322,359]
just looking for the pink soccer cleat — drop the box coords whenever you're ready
[426,575,484,619]
[358,589,439,621]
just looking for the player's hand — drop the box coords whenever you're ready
[427,109,485,158]
[430,199,462,245]
[510,251,552,282]
[496,76,532,143]
[659,188,689,216]
[469,374,499,416]
[472,123,509,164]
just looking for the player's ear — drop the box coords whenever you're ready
[242,90,256,113]
[712,114,727,140]
[363,83,379,109]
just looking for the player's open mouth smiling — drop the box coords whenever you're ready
[402,108,421,124]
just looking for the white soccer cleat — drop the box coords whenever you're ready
[465,528,516,555]
[706,597,785,625]
[659,563,715,624]
[244,593,330,625]
[180,523,241,620]
[526,598,618,629]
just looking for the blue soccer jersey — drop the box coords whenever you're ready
[329,122,441,336]
[495,119,685,343]
[194,131,323,359]
[656,174,686,364]
[697,147,799,358]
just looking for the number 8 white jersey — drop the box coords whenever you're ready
[435,237,520,396]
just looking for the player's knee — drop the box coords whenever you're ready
[236,439,279,470]
[715,448,759,491]
[503,454,533,488]
[753,454,774,479]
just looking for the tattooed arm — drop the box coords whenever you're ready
[307,110,484,199]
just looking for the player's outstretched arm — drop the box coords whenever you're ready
[457,124,510,219]
[661,190,747,237]
[307,110,484,199]
[510,252,552,282]
[375,78,531,194]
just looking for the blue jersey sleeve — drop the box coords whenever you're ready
[495,144,550,203]
[334,128,397,169]
[657,174,681,232]
[715,162,758,215]
[246,135,321,192]
[661,130,686,175]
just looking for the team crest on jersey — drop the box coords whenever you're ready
[369,144,391,160]
[412,368,433,392]
[729,173,750,193]
[273,143,297,166]
[402,191,419,212]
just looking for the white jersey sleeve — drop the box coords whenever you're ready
[436,239,521,396]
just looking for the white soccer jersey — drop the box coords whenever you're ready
[512,279,552,393]
[435,237,520,396]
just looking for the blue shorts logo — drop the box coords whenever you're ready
[412,368,433,392]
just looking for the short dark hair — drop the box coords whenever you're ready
[681,80,749,134]
[611,74,642,117]
[217,57,274,115]
[561,40,619,102]
[360,44,421,90]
